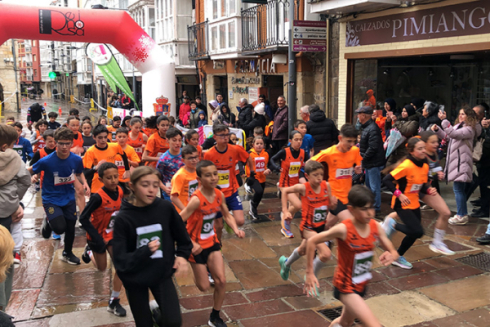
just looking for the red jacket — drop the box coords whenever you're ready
[179,103,191,123]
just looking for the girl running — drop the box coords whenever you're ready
[185,129,203,159]
[270,130,309,238]
[382,137,438,269]
[112,166,191,327]
[245,136,271,220]
[127,117,148,161]
[81,121,96,154]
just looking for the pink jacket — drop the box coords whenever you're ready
[436,119,481,183]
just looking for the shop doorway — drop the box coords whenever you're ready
[213,76,228,103]
[263,75,284,112]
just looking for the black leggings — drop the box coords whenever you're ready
[125,278,182,327]
[394,208,424,256]
[251,181,266,206]
[50,217,76,254]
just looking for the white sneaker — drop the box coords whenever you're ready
[208,272,215,285]
[420,204,432,210]
[429,242,455,256]
[244,183,252,194]
[449,215,469,225]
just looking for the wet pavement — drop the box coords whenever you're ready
[4,99,490,326]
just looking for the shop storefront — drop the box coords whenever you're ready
[338,0,490,125]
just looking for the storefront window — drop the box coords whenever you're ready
[353,59,377,117]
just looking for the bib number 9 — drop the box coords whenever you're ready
[313,206,327,223]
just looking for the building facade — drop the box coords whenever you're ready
[0,41,20,112]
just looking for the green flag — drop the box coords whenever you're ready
[86,43,139,110]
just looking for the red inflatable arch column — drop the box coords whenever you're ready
[0,3,175,117]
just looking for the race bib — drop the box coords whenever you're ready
[54,172,75,186]
[218,169,230,188]
[136,224,163,259]
[335,168,353,179]
[106,211,118,234]
[115,160,124,168]
[410,184,422,193]
[111,132,117,141]
[13,145,23,156]
[201,213,217,239]
[188,179,198,199]
[135,147,143,154]
[430,166,442,177]
[313,205,328,223]
[352,251,373,284]
[288,161,301,177]
[255,157,266,173]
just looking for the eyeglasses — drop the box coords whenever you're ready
[185,156,200,161]
[215,133,231,138]
[57,142,72,147]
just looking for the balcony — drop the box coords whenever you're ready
[241,0,291,54]
[187,20,209,61]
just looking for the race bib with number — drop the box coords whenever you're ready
[135,147,143,154]
[313,205,328,223]
[136,224,163,259]
[352,251,373,284]
[288,161,301,177]
[54,172,76,186]
[13,145,23,156]
[410,184,422,193]
[201,213,217,240]
[255,157,266,173]
[106,211,118,234]
[188,179,198,199]
[115,160,124,168]
[218,170,230,188]
[335,167,353,179]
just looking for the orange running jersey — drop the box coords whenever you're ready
[33,130,46,153]
[115,145,140,183]
[145,132,169,168]
[107,125,118,142]
[300,181,330,232]
[187,189,222,255]
[203,144,249,197]
[390,158,429,210]
[83,143,125,193]
[87,186,123,243]
[143,127,157,137]
[39,147,50,188]
[311,145,362,204]
[171,167,198,213]
[279,147,305,188]
[197,145,203,160]
[245,149,269,183]
[127,132,146,159]
[72,131,84,149]
[333,218,379,294]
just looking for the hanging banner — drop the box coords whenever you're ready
[112,108,143,119]
[175,125,246,148]
[86,43,139,110]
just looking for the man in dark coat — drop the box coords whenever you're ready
[306,104,339,155]
[237,98,254,136]
[271,96,288,154]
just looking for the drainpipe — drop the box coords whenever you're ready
[325,18,330,116]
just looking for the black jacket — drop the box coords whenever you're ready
[237,104,254,135]
[306,110,339,154]
[359,119,385,168]
[478,125,490,168]
[112,198,192,287]
[242,113,266,135]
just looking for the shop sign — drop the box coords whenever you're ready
[249,87,259,103]
[346,0,490,47]
[293,20,327,52]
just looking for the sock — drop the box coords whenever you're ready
[433,228,445,245]
[110,291,120,300]
[285,248,301,267]
[211,308,220,319]
[313,256,327,277]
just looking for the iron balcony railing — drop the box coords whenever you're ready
[187,20,209,61]
[241,0,290,53]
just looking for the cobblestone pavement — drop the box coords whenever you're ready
[3,99,490,327]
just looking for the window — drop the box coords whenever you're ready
[213,0,218,19]
[211,26,218,51]
[33,54,37,62]
[228,21,235,48]
[219,24,226,49]
[211,0,236,20]
[34,69,37,77]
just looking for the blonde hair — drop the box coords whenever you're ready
[0,226,14,283]
[128,166,162,203]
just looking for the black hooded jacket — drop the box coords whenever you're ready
[306,110,339,154]
[359,119,385,168]
[237,104,254,135]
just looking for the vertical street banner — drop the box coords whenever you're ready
[86,43,139,110]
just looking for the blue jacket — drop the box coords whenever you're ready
[13,137,33,163]
[198,119,207,128]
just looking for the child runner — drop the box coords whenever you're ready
[112,166,191,327]
[98,116,108,126]
[156,127,184,200]
[310,124,363,227]
[229,133,245,187]
[382,137,438,269]
[67,116,84,156]
[279,161,337,281]
[107,116,122,142]
[115,128,140,194]
[142,116,158,137]
[12,122,33,163]
[185,129,203,159]
[79,163,126,317]
[245,136,271,220]
[270,130,309,238]
[81,121,96,154]
[30,119,48,153]
[30,130,56,188]
[170,145,199,213]
[142,116,170,168]
[304,185,398,327]
[47,112,61,130]
[83,125,130,194]
[203,124,254,234]
[29,128,90,264]
[294,120,315,157]
[127,117,148,161]
[179,160,245,327]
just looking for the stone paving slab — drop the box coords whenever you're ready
[47,305,133,327]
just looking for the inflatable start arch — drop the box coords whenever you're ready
[0,3,175,117]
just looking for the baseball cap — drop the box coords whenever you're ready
[355,106,374,114]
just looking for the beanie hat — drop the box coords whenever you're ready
[254,103,265,115]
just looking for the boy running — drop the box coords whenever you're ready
[114,128,140,193]
[30,119,48,153]
[279,161,337,281]
[171,145,199,213]
[310,124,363,227]
[204,124,254,232]
[12,122,33,163]
[47,112,61,130]
[143,116,170,168]
[107,116,122,142]
[179,160,245,327]
[156,127,184,200]
[305,185,398,327]
[29,128,90,265]
[79,162,126,317]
